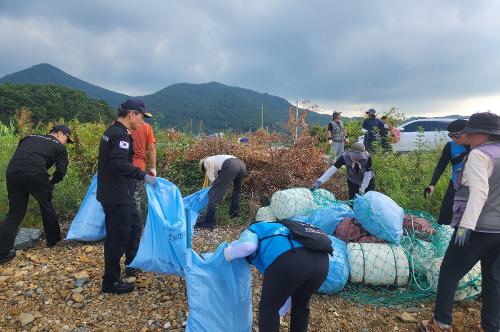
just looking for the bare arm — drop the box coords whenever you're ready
[147,142,157,169]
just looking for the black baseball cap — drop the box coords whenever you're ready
[51,124,73,143]
[120,98,152,118]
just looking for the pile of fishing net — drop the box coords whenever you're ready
[255,187,481,307]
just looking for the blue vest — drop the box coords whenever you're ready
[248,222,303,273]
[450,141,467,184]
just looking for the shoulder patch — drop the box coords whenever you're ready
[102,135,109,142]
[119,141,130,149]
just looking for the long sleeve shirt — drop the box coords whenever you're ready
[459,149,494,230]
[202,155,236,183]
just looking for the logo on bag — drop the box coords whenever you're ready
[119,141,129,149]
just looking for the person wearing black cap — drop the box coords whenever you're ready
[97,98,156,294]
[0,124,72,264]
[418,112,500,332]
[424,119,470,225]
[362,109,387,152]
[327,111,348,161]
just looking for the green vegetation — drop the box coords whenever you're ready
[0,83,115,124]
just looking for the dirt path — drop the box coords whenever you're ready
[0,223,482,331]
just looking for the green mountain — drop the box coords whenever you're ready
[0,64,330,131]
[0,63,128,108]
[140,82,329,132]
[0,83,115,124]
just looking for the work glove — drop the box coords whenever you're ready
[345,138,350,144]
[144,174,156,186]
[424,185,435,198]
[328,139,333,144]
[149,168,157,176]
[358,188,365,196]
[310,181,321,192]
[454,227,471,247]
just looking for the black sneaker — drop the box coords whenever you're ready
[0,250,16,264]
[194,221,214,230]
[124,267,140,278]
[101,281,136,295]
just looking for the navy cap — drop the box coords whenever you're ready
[120,98,152,118]
[366,109,376,116]
[51,124,73,143]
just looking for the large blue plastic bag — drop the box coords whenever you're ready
[183,187,210,231]
[129,178,187,276]
[291,203,354,235]
[318,235,349,294]
[185,243,253,332]
[66,175,106,241]
[353,191,404,244]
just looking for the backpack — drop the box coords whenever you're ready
[273,220,333,255]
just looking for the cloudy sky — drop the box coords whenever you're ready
[1,0,499,117]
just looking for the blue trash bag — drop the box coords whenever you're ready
[185,243,253,332]
[353,191,404,244]
[66,175,106,241]
[318,235,349,294]
[291,203,354,235]
[129,178,187,276]
[183,187,210,231]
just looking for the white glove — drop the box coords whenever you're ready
[149,168,157,176]
[328,139,333,144]
[361,128,368,134]
[144,174,156,186]
[358,188,365,195]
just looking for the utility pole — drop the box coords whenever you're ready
[261,104,264,129]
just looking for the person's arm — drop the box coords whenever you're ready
[459,150,493,230]
[429,143,451,186]
[147,126,157,174]
[327,123,333,142]
[224,230,258,261]
[109,134,146,180]
[50,149,69,185]
[359,157,374,193]
[317,156,346,184]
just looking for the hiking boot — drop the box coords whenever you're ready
[0,250,16,265]
[101,281,136,295]
[124,267,140,278]
[417,318,453,332]
[195,207,215,230]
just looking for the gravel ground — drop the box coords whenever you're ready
[0,221,482,332]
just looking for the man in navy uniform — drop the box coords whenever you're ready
[97,99,155,294]
[0,125,72,264]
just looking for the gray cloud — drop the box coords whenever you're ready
[1,0,499,115]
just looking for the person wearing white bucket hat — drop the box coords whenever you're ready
[418,112,500,332]
[311,142,375,199]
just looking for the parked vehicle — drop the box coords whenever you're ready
[357,118,463,152]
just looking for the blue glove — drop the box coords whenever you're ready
[454,227,471,247]
[144,174,156,186]
[310,181,321,192]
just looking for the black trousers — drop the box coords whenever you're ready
[437,181,455,225]
[102,202,142,285]
[347,178,376,200]
[434,231,500,331]
[0,172,60,255]
[207,158,246,209]
[259,248,329,332]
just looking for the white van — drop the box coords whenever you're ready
[357,118,461,152]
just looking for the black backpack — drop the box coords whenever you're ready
[273,220,333,255]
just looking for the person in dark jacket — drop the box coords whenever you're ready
[97,98,156,294]
[224,222,329,332]
[424,119,470,225]
[0,125,72,264]
[418,112,500,332]
[362,109,387,152]
[195,155,246,230]
[311,142,375,199]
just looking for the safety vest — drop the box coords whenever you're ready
[450,141,467,184]
[329,120,345,142]
[247,222,303,273]
[343,152,371,185]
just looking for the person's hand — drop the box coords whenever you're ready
[149,168,157,176]
[344,138,350,145]
[358,188,365,195]
[361,128,368,134]
[454,227,471,247]
[424,185,435,198]
[310,181,321,192]
[328,139,333,144]
[144,174,156,186]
